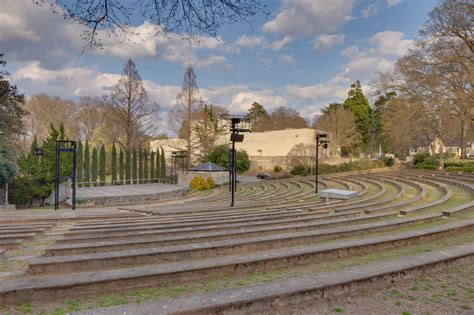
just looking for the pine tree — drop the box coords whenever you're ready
[143,149,149,183]
[119,148,124,184]
[155,149,161,179]
[91,146,98,186]
[111,143,117,185]
[30,135,38,156]
[150,151,155,182]
[132,148,137,184]
[160,147,166,178]
[125,149,131,184]
[99,144,106,186]
[343,81,372,148]
[84,141,91,187]
[77,141,83,187]
[138,147,143,184]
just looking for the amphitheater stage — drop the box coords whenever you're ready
[75,183,187,206]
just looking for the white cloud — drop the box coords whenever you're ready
[387,0,402,7]
[340,45,359,57]
[234,35,267,49]
[284,84,347,103]
[313,34,345,51]
[0,0,230,70]
[334,30,414,83]
[362,4,379,18]
[368,31,414,57]
[263,0,353,37]
[279,54,296,65]
[271,36,293,51]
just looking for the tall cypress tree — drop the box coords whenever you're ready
[125,149,131,184]
[77,141,83,187]
[84,141,91,187]
[91,146,98,186]
[111,143,117,185]
[155,149,161,179]
[138,147,143,184]
[143,149,149,183]
[132,148,137,184]
[160,147,166,178]
[150,151,155,182]
[119,148,124,184]
[99,144,106,186]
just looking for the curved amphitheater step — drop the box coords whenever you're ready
[0,170,472,314]
[78,243,474,315]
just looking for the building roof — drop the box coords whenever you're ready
[189,162,228,172]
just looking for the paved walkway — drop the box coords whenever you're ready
[77,184,183,198]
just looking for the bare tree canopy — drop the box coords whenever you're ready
[169,64,201,165]
[313,103,360,156]
[107,59,159,152]
[41,0,267,47]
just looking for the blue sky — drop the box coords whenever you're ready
[1,0,438,126]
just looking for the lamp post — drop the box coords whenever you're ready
[315,132,329,194]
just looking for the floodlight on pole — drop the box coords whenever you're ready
[315,132,329,194]
[221,114,251,207]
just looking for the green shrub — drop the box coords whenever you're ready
[290,164,308,176]
[206,176,216,188]
[274,165,282,173]
[413,152,439,170]
[190,176,210,191]
[381,156,394,167]
[9,177,34,206]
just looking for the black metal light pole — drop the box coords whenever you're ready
[315,132,329,194]
[55,140,78,210]
[221,114,251,207]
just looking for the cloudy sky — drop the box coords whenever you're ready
[1,0,437,125]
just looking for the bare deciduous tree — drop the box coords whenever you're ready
[169,64,201,166]
[23,94,79,144]
[77,96,108,140]
[313,103,360,156]
[41,0,266,48]
[107,59,159,153]
[286,142,316,170]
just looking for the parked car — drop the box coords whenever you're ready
[256,172,273,180]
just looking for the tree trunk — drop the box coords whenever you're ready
[460,119,467,159]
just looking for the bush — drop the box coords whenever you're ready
[381,156,394,167]
[189,176,210,191]
[206,176,216,188]
[290,164,308,176]
[273,165,283,173]
[413,152,438,170]
[444,160,474,173]
[204,145,251,173]
[9,177,34,206]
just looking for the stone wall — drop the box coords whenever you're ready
[71,188,187,207]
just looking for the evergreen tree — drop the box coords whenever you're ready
[155,149,161,179]
[143,149,149,183]
[343,81,372,148]
[160,147,166,178]
[99,144,106,186]
[150,151,155,182]
[77,141,83,187]
[125,149,131,184]
[16,124,70,205]
[119,148,124,184]
[132,148,137,184]
[138,147,143,183]
[111,143,117,185]
[91,146,98,186]
[84,141,91,187]
[30,135,38,156]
